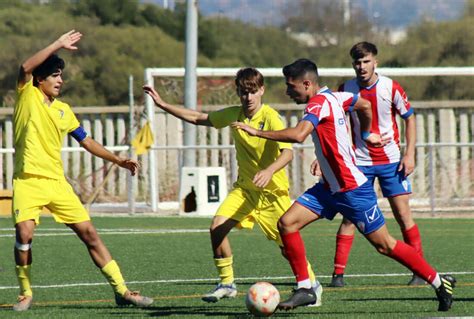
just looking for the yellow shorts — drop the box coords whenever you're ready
[12,174,90,225]
[215,186,291,246]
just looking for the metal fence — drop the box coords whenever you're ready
[1,102,473,214]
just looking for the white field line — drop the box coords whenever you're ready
[0,228,209,237]
[0,271,473,290]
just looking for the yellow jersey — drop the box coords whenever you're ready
[14,79,80,180]
[209,104,291,192]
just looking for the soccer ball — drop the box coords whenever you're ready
[245,282,280,317]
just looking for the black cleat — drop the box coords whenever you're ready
[436,275,456,311]
[407,274,426,286]
[278,287,316,310]
[328,274,345,287]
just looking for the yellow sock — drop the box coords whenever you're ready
[307,261,317,286]
[16,265,33,297]
[101,260,128,296]
[215,256,234,285]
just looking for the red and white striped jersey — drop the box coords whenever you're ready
[301,86,367,193]
[339,75,414,165]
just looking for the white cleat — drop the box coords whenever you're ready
[307,281,323,307]
[202,283,237,303]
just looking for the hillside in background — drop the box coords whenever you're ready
[0,0,472,106]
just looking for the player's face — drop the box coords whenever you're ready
[39,70,63,99]
[352,53,378,85]
[237,86,264,117]
[285,77,310,104]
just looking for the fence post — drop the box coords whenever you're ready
[428,144,435,216]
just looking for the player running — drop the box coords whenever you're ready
[233,59,456,312]
[143,68,323,305]
[327,41,425,287]
[12,30,153,311]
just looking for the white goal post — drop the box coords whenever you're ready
[144,66,474,212]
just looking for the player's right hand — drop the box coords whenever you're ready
[57,30,82,51]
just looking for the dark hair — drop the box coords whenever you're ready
[235,67,264,93]
[350,42,378,60]
[32,54,65,86]
[282,58,318,81]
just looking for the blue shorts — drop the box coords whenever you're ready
[296,181,385,234]
[358,163,412,197]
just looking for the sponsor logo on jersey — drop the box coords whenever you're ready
[364,205,381,223]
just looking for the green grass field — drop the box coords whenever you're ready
[0,216,473,318]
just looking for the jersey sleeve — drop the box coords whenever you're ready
[64,106,82,133]
[301,96,327,128]
[338,91,358,112]
[392,81,413,119]
[208,106,240,129]
[267,111,292,150]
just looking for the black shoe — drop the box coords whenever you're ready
[328,274,345,287]
[436,275,456,311]
[407,274,426,286]
[278,287,316,310]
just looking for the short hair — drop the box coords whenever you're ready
[32,54,65,86]
[282,58,318,82]
[235,67,264,93]
[350,42,378,60]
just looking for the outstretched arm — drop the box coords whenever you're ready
[232,120,313,143]
[80,137,139,176]
[18,30,82,87]
[253,148,293,188]
[399,114,416,176]
[143,85,212,126]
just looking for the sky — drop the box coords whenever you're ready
[146,0,466,29]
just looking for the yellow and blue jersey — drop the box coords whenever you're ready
[14,79,81,180]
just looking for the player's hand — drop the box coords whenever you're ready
[398,154,415,176]
[57,30,82,51]
[118,158,140,176]
[143,85,166,107]
[231,122,258,136]
[253,169,273,188]
[365,132,391,148]
[310,159,322,176]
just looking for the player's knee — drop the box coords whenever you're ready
[277,217,292,233]
[16,229,33,244]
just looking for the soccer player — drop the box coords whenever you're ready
[143,68,323,305]
[233,59,456,312]
[327,41,424,287]
[12,30,153,311]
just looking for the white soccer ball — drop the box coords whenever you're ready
[245,282,280,317]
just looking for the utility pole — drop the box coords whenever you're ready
[184,0,198,166]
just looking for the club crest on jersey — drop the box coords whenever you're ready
[15,209,20,217]
[258,121,265,130]
[338,118,345,125]
[58,109,64,119]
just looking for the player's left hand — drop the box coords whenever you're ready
[365,132,391,148]
[118,158,140,176]
[398,154,415,176]
[253,169,273,188]
[231,122,258,136]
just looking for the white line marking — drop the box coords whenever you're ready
[0,271,472,290]
[0,229,209,238]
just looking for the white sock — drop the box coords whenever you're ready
[431,273,441,289]
[297,279,312,289]
[311,280,321,289]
